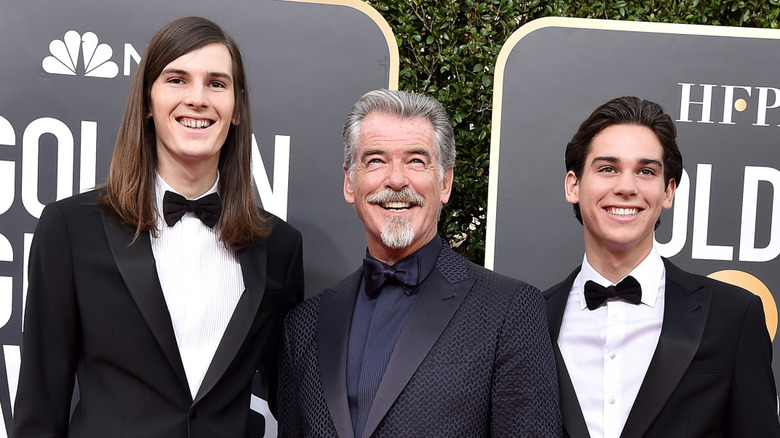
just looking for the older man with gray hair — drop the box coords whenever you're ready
[279,89,561,437]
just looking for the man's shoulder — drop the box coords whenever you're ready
[663,259,758,306]
[262,211,302,242]
[48,188,102,212]
[435,244,540,293]
[287,269,361,322]
[284,292,322,333]
[36,189,104,230]
[471,261,539,293]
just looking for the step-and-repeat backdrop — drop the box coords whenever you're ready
[3,6,780,435]
[487,16,780,400]
[0,0,395,435]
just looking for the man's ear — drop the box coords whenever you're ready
[343,166,355,205]
[440,167,454,205]
[662,178,677,209]
[564,170,579,205]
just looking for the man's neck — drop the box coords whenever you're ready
[584,244,653,284]
[367,235,437,266]
[157,164,218,199]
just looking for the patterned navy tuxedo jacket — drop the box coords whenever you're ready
[279,243,562,437]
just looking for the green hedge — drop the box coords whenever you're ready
[366,0,780,263]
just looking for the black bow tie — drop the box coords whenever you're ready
[584,275,642,310]
[162,191,221,228]
[362,255,420,299]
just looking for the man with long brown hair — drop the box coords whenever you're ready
[13,16,303,438]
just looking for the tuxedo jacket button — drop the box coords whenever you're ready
[189,407,199,419]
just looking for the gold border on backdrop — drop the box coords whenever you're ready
[282,0,399,90]
[485,16,780,270]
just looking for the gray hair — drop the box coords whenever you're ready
[342,89,456,181]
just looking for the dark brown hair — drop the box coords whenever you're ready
[98,16,271,249]
[565,96,683,228]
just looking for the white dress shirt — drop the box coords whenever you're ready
[150,173,244,398]
[558,247,666,438]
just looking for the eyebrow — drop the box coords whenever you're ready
[406,147,432,158]
[360,147,385,159]
[591,156,663,167]
[361,146,432,157]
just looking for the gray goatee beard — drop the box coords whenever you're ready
[381,216,414,249]
[367,187,425,249]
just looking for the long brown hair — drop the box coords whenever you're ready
[98,16,271,249]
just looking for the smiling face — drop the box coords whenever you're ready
[565,123,676,263]
[344,112,453,264]
[149,43,237,184]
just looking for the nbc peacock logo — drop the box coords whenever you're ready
[42,30,120,78]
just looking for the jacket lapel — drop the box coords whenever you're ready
[101,211,189,391]
[544,268,591,438]
[319,271,362,438]
[360,247,474,438]
[544,268,579,341]
[620,259,711,437]
[194,238,268,403]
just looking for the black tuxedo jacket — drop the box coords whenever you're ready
[12,190,304,438]
[544,259,780,437]
[278,243,562,437]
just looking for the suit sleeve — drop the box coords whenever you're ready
[263,227,304,416]
[284,229,305,308]
[12,202,80,438]
[725,294,780,436]
[491,283,563,437]
[277,313,302,438]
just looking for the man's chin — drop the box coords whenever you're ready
[381,238,414,250]
[380,229,415,250]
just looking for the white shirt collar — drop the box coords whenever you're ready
[573,246,665,310]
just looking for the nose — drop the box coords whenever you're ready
[385,160,409,190]
[614,173,638,197]
[183,85,208,108]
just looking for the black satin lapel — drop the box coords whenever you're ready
[544,282,571,341]
[554,344,591,438]
[360,270,474,438]
[621,264,710,438]
[543,270,588,437]
[318,272,361,438]
[100,211,188,390]
[544,269,578,341]
[194,239,268,403]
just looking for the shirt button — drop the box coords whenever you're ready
[608,396,615,404]
[609,352,616,359]
[612,314,619,321]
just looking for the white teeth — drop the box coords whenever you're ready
[179,119,211,128]
[384,202,410,210]
[609,207,638,216]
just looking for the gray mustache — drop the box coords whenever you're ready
[367,188,425,207]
